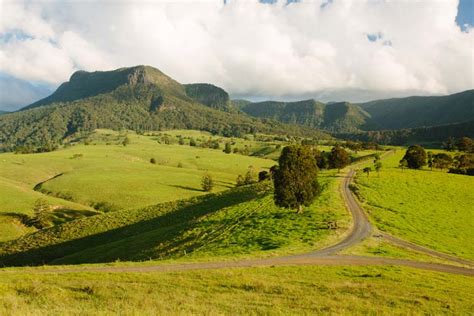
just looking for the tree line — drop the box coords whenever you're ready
[399,143,474,176]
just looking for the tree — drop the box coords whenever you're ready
[122,136,130,146]
[427,151,433,170]
[178,136,185,145]
[374,161,382,176]
[189,138,197,146]
[29,199,51,229]
[272,145,321,212]
[454,154,474,169]
[443,137,456,152]
[456,137,474,153]
[402,145,426,169]
[432,153,453,170]
[150,158,156,164]
[315,151,329,169]
[211,141,220,149]
[399,159,408,172]
[258,170,270,182]
[244,167,256,184]
[201,173,213,192]
[236,175,245,186]
[363,167,372,177]
[328,145,350,171]
[223,142,232,154]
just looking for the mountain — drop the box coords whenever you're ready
[0,111,8,115]
[231,99,252,110]
[0,66,329,152]
[239,99,371,133]
[184,83,231,111]
[239,90,474,140]
[358,90,474,130]
[339,120,474,146]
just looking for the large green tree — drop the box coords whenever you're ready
[328,145,350,171]
[402,145,427,169]
[272,145,321,212]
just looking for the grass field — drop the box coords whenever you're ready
[354,150,474,260]
[0,130,277,211]
[0,129,282,241]
[0,169,349,266]
[0,265,472,315]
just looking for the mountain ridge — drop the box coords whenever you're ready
[0,66,329,152]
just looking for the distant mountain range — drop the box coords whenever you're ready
[237,90,474,133]
[0,65,472,152]
[0,66,327,152]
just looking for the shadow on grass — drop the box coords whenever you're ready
[168,185,203,192]
[0,184,269,267]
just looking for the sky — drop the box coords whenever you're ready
[0,0,473,111]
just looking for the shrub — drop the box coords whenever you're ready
[201,173,214,192]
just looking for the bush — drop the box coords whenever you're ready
[150,158,156,164]
[201,173,214,192]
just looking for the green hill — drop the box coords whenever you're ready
[240,99,371,133]
[0,171,348,266]
[0,66,329,152]
[358,90,474,130]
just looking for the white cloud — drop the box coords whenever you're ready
[0,0,472,102]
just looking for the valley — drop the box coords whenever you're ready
[0,66,472,314]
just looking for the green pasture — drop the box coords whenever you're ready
[355,150,474,260]
[0,265,472,315]
[0,170,349,266]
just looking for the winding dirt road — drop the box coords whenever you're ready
[4,167,473,276]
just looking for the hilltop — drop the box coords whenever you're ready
[0,66,328,152]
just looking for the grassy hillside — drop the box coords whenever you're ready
[0,130,277,210]
[354,150,474,260]
[0,129,284,241]
[1,266,472,314]
[359,89,474,130]
[0,167,349,266]
[0,176,97,242]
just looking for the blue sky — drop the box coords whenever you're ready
[0,0,473,110]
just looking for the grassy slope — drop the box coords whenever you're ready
[0,169,349,266]
[355,150,474,260]
[0,130,276,211]
[0,177,97,242]
[0,266,472,314]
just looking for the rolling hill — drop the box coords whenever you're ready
[0,66,328,153]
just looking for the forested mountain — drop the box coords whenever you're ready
[231,99,252,109]
[239,99,371,133]
[184,83,231,111]
[0,66,329,152]
[338,120,474,145]
[239,90,474,139]
[358,90,474,130]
